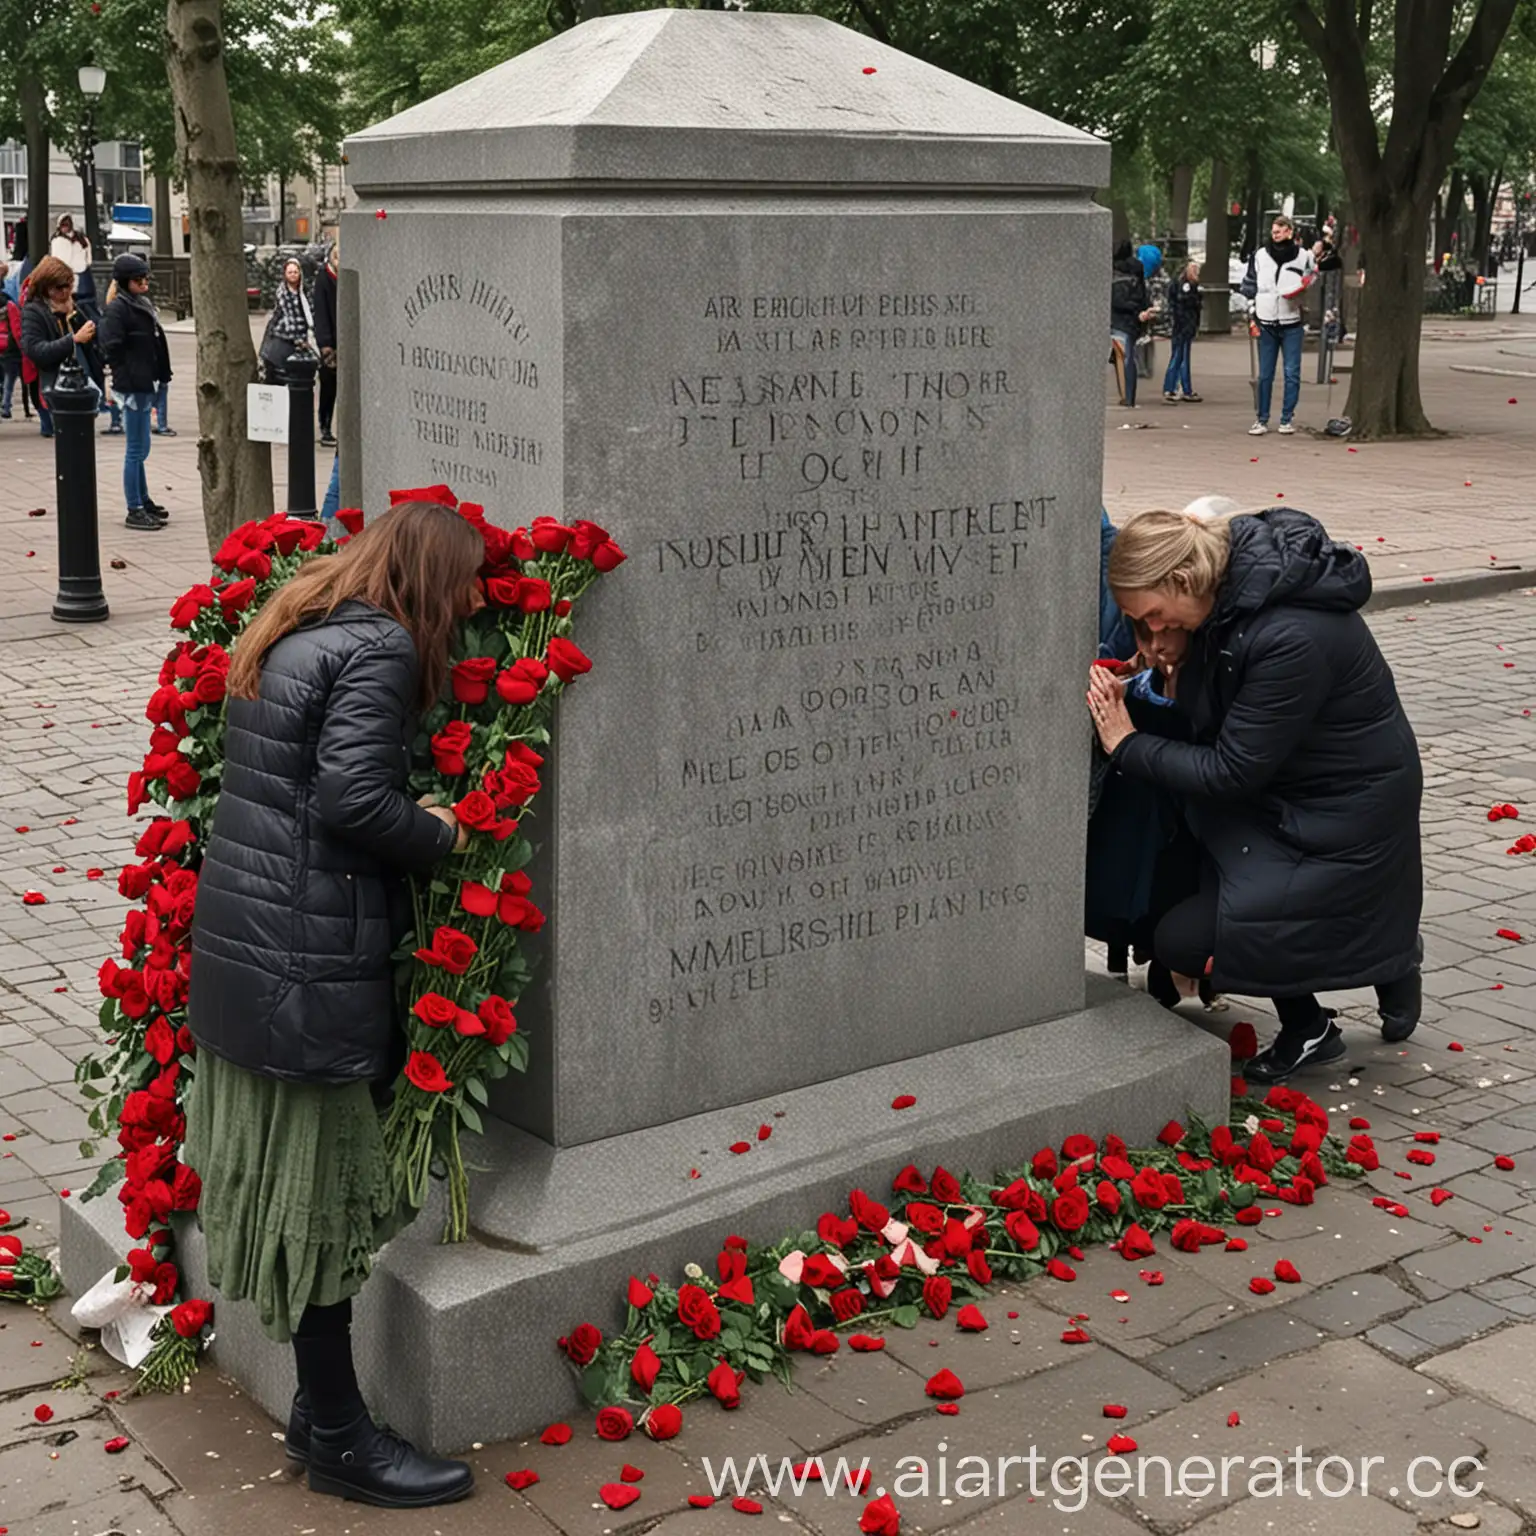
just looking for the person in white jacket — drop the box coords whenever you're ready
[1247,215,1315,436]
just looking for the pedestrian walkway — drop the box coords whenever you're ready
[1,331,1534,1532]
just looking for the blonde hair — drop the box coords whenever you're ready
[1108,509,1237,599]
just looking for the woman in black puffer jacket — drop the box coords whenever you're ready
[1086,506,1423,1083]
[185,500,484,1510]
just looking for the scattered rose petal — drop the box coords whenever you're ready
[34,1405,53,1422]
[862,65,877,74]
[505,1469,539,1490]
[620,1463,645,1482]
[956,1304,988,1332]
[1430,1189,1454,1207]
[104,1436,130,1454]
[891,1094,916,1110]
[1407,1149,1436,1166]
[1273,1260,1301,1284]
[1103,1404,1127,1418]
[1139,1270,1164,1286]
[1349,1117,1371,1130]
[1414,1132,1440,1144]
[1225,1238,1248,1252]
[688,1494,716,1507]
[1448,1042,1465,1052]
[21,892,46,906]
[935,1402,960,1415]
[1249,1277,1275,1295]
[1495,929,1524,942]
[729,1141,751,1155]
[1106,1433,1138,1455]
[732,1496,763,1513]
[1495,1156,1517,1171]
[1060,1327,1092,1344]
[848,1334,886,1351]
[540,1422,572,1445]
[925,1368,964,1399]
[1227,1411,1241,1427]
[600,1483,640,1510]
[1046,1258,1077,1282]
[757,1123,772,1141]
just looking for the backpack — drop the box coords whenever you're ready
[1239,254,1258,302]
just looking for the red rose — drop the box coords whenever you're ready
[1157,1120,1185,1146]
[1118,1223,1156,1260]
[506,740,545,773]
[495,667,539,706]
[904,1202,945,1236]
[511,527,537,561]
[1062,1134,1097,1162]
[1100,1154,1136,1181]
[235,546,272,580]
[966,1250,992,1285]
[430,720,473,776]
[1051,1187,1091,1232]
[545,636,592,683]
[627,1275,654,1308]
[478,995,517,1045]
[1003,1211,1039,1250]
[644,1403,682,1440]
[829,1289,864,1323]
[1032,1147,1058,1180]
[562,1322,602,1365]
[404,1050,452,1094]
[171,1297,212,1337]
[168,585,215,629]
[708,1359,745,1408]
[677,1283,721,1340]
[929,1165,961,1202]
[144,1016,176,1066]
[892,1164,928,1195]
[1095,1179,1122,1214]
[860,1492,901,1536]
[459,881,498,919]
[388,484,457,508]
[800,1254,845,1289]
[569,519,610,560]
[595,1406,633,1441]
[192,665,227,706]
[164,759,201,800]
[170,1163,201,1211]
[451,657,498,704]
[922,1275,952,1319]
[413,992,460,1029]
[218,578,257,616]
[495,758,541,805]
[782,1304,815,1350]
[530,517,573,554]
[453,791,498,830]
[483,573,523,608]
[631,1340,661,1391]
[1130,1167,1169,1211]
[518,577,552,613]
[592,540,627,572]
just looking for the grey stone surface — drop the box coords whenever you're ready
[1419,1321,1536,1419]
[1147,1310,1329,1392]
[344,10,1110,1150]
[344,10,1106,193]
[1285,1272,1418,1335]
[1390,1293,1510,1349]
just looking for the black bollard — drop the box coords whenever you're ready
[284,349,320,519]
[50,355,110,625]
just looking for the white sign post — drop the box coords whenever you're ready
[246,383,289,444]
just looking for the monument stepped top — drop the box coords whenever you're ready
[345,8,1105,193]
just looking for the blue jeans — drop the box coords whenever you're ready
[121,392,153,510]
[154,381,169,430]
[1111,330,1137,406]
[1162,335,1194,396]
[1,352,18,413]
[1255,322,1303,424]
[321,452,341,523]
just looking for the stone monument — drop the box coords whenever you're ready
[62,7,1228,1451]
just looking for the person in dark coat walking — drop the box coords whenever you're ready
[1161,260,1204,403]
[97,254,173,531]
[1087,506,1423,1082]
[1110,241,1154,407]
[311,241,338,445]
[184,501,486,1510]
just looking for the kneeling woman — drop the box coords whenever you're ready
[185,501,484,1508]
[1087,506,1423,1083]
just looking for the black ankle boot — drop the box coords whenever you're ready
[286,1389,311,1463]
[307,1411,474,1508]
[1379,968,1421,1042]
[1146,961,1182,1010]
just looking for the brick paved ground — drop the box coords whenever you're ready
[2,327,1535,1534]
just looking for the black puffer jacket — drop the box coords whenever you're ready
[98,294,172,396]
[188,601,456,1083]
[1110,258,1149,340]
[1111,508,1422,996]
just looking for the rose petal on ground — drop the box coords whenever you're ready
[600,1483,641,1510]
[732,1495,764,1513]
[1249,1277,1275,1295]
[891,1094,917,1110]
[1103,1404,1128,1418]
[1495,1156,1517,1171]
[1273,1260,1301,1284]
[729,1141,751,1154]
[621,1462,645,1482]
[1227,1411,1241,1427]
[1106,1433,1138,1455]
[1060,1327,1092,1344]
[540,1421,572,1445]
[689,1494,716,1507]
[104,1437,130,1454]
[505,1469,539,1490]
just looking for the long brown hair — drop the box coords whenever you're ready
[24,255,75,305]
[229,501,484,709]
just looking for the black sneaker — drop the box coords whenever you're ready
[125,507,164,532]
[1246,1016,1345,1084]
[307,1412,473,1508]
[319,431,337,446]
[143,498,170,523]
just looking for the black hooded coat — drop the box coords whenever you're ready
[1109,508,1422,996]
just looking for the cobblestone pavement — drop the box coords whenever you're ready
[2,343,1536,1533]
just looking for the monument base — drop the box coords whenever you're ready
[60,977,1228,1451]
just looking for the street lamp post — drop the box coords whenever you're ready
[77,62,107,261]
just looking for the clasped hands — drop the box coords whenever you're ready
[1086,665,1136,754]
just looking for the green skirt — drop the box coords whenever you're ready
[182,1050,415,1343]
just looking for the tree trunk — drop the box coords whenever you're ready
[1468,170,1495,273]
[1345,201,1433,437]
[1434,168,1465,270]
[153,173,173,257]
[1167,162,1193,258]
[1203,158,1231,332]
[20,75,49,269]
[166,0,274,553]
